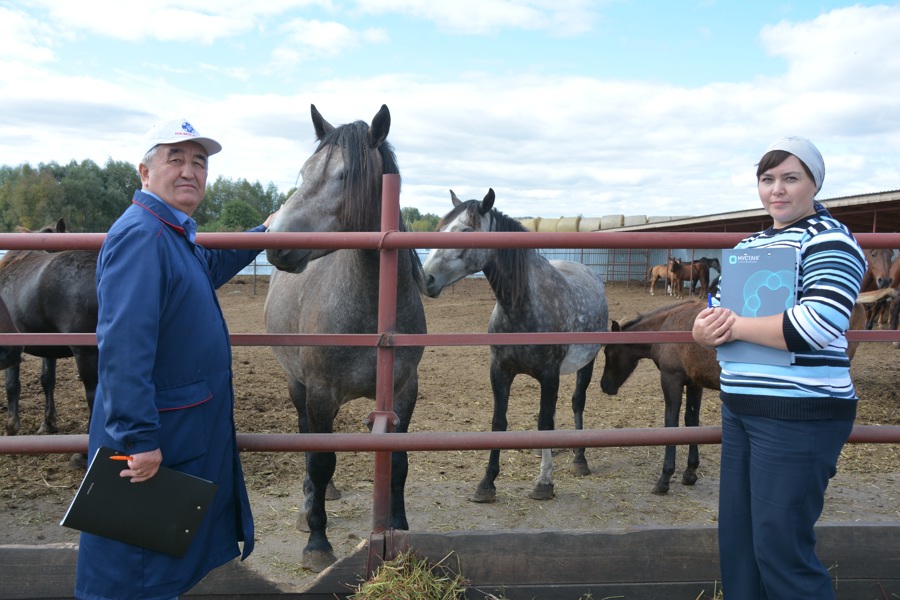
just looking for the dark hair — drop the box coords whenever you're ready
[756,149,815,182]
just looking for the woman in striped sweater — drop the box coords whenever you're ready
[692,137,866,600]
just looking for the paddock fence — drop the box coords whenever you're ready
[1,175,899,599]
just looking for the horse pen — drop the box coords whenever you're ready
[1,206,899,599]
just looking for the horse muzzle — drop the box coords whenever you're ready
[267,248,313,274]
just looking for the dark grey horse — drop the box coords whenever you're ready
[264,105,426,572]
[0,218,97,448]
[423,189,608,503]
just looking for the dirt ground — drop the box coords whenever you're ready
[1,276,898,592]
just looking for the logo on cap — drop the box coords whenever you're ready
[181,121,198,135]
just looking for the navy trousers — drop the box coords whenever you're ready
[718,404,853,600]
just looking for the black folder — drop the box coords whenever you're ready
[60,446,218,557]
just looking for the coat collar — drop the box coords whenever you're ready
[131,190,188,237]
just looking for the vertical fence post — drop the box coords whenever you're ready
[371,174,401,536]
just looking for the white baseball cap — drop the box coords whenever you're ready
[141,118,222,158]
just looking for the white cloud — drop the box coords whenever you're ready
[353,0,597,35]
[0,7,59,63]
[760,4,900,97]
[1,2,900,221]
[271,18,388,65]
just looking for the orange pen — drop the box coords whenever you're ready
[109,455,134,461]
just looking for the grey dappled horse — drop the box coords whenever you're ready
[423,189,608,503]
[264,104,426,572]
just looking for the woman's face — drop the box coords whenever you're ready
[757,154,817,228]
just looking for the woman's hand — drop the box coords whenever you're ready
[692,307,735,348]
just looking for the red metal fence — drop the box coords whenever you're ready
[2,175,900,566]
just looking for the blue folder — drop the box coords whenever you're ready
[716,247,799,366]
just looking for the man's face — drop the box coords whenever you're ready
[139,141,209,216]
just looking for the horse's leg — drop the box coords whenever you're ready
[530,372,561,500]
[299,388,339,572]
[68,350,98,469]
[650,274,657,296]
[653,373,684,495]
[569,359,594,477]
[472,361,513,503]
[4,365,21,435]
[681,385,702,486]
[891,296,900,349]
[388,375,418,530]
[37,357,57,434]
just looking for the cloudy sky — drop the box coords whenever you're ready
[1,1,898,219]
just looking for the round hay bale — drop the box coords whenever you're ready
[518,218,537,231]
[579,217,602,232]
[623,215,648,227]
[536,217,559,232]
[600,214,624,229]
[556,216,581,232]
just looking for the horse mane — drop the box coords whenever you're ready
[313,120,425,293]
[315,120,399,233]
[441,199,532,308]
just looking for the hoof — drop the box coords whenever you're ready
[325,480,342,500]
[529,483,554,500]
[682,472,698,486]
[471,487,496,504]
[67,453,88,470]
[302,548,337,573]
[571,460,591,477]
[37,422,58,435]
[652,483,670,495]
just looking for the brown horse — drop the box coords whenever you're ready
[0,218,98,444]
[672,261,710,298]
[859,248,895,329]
[600,299,868,496]
[686,256,720,294]
[600,301,718,495]
[647,257,682,296]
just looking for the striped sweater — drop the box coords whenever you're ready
[716,205,866,421]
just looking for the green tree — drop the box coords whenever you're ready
[59,159,104,232]
[96,159,141,231]
[218,200,262,231]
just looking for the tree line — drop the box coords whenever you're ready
[0,158,444,233]
[0,159,289,233]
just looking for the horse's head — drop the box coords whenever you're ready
[267,104,396,274]
[866,248,893,289]
[599,320,642,395]
[708,257,721,274]
[422,188,497,297]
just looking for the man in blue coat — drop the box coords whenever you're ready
[75,119,277,600]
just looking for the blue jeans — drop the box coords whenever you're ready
[718,404,853,600]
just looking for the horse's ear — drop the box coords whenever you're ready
[310,104,335,140]
[611,320,621,332]
[56,218,66,233]
[450,190,462,207]
[368,104,390,148]
[479,188,495,214]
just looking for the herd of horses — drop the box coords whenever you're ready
[2,105,899,572]
[646,255,720,298]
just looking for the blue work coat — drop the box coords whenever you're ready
[75,191,262,600]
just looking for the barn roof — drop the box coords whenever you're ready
[603,189,900,234]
